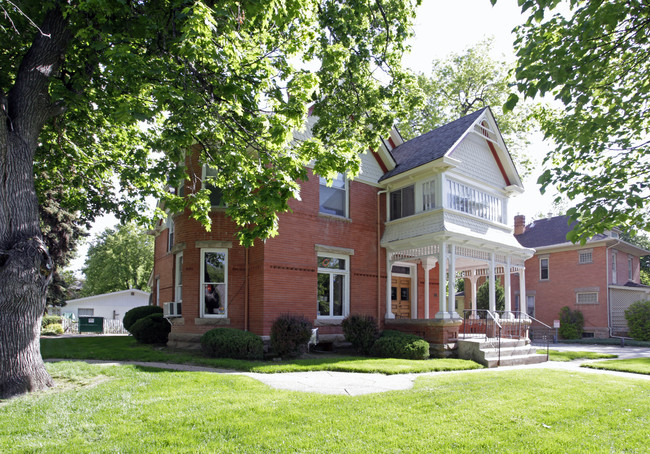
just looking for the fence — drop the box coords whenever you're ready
[61,317,128,335]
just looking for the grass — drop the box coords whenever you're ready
[537,349,618,362]
[40,336,482,375]
[582,358,650,375]
[558,338,650,347]
[1,362,648,453]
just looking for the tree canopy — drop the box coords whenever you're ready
[501,0,650,243]
[82,223,153,297]
[0,0,421,398]
[398,38,533,173]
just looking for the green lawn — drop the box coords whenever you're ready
[582,357,650,375]
[1,362,648,453]
[40,336,482,374]
[539,349,618,362]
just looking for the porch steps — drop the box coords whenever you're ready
[457,338,548,368]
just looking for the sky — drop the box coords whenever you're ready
[69,0,561,273]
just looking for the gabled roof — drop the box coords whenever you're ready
[379,108,488,182]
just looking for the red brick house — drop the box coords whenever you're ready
[513,214,650,338]
[150,107,535,352]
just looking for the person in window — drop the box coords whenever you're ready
[205,284,223,314]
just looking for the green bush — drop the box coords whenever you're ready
[625,300,650,341]
[129,313,171,344]
[476,279,505,312]
[123,305,163,332]
[42,315,62,328]
[270,314,312,358]
[559,306,584,339]
[342,314,379,355]
[370,330,430,360]
[201,328,264,360]
[41,323,64,336]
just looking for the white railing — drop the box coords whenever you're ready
[61,317,128,335]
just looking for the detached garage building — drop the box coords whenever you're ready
[62,289,151,321]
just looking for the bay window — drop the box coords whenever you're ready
[201,249,228,317]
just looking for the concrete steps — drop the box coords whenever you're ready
[457,337,548,368]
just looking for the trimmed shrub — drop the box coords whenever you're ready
[129,313,171,344]
[201,328,264,360]
[123,305,163,333]
[42,315,62,328]
[42,323,64,336]
[558,306,584,339]
[270,314,312,358]
[342,314,379,355]
[370,330,430,360]
[625,300,650,341]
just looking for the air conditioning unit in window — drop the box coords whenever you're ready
[163,302,182,318]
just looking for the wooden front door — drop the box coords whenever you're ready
[391,277,411,319]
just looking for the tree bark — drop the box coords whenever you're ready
[0,6,70,399]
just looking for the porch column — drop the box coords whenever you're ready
[448,244,459,318]
[435,242,448,318]
[489,252,496,313]
[469,271,479,319]
[503,256,512,318]
[422,258,436,319]
[385,255,395,319]
[519,267,527,317]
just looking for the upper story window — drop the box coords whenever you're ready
[319,173,348,217]
[628,256,633,281]
[447,179,503,223]
[167,218,175,252]
[578,249,593,264]
[174,253,183,302]
[540,257,549,281]
[390,185,415,221]
[612,251,617,284]
[203,166,225,207]
[421,179,436,212]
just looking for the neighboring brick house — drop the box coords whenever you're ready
[150,107,534,352]
[513,214,650,338]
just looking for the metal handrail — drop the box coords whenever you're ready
[486,310,502,366]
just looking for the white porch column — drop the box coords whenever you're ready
[436,242,448,318]
[469,271,479,319]
[448,244,459,318]
[519,267,527,317]
[489,252,496,313]
[504,256,512,318]
[385,255,395,319]
[422,258,436,319]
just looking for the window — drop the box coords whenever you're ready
[447,179,503,223]
[167,219,174,252]
[578,249,592,264]
[201,249,227,317]
[175,253,183,302]
[526,295,535,318]
[203,166,224,207]
[390,185,415,220]
[155,278,160,306]
[319,173,348,217]
[540,257,549,281]
[317,254,349,318]
[422,179,436,211]
[78,308,94,317]
[576,292,599,305]
[612,251,617,284]
[628,256,633,281]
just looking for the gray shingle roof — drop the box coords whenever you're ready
[379,107,488,182]
[515,215,609,248]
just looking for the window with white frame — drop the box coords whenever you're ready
[526,295,535,318]
[167,218,174,252]
[628,256,633,281]
[578,249,592,264]
[447,179,503,223]
[201,249,228,317]
[319,173,348,217]
[317,254,349,318]
[78,308,94,317]
[540,257,549,281]
[576,292,599,305]
[421,179,436,211]
[174,253,183,303]
[612,251,617,284]
[390,184,415,220]
[203,165,225,207]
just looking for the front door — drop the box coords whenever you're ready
[391,277,411,319]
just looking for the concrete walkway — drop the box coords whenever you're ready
[48,344,650,396]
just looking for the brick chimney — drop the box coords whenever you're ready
[514,215,526,235]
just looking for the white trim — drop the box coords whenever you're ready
[175,252,183,303]
[200,248,228,318]
[317,251,350,319]
[539,256,549,281]
[66,289,151,305]
[318,173,349,219]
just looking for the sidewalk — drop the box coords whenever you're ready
[48,343,649,396]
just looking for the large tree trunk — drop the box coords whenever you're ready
[0,7,70,399]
